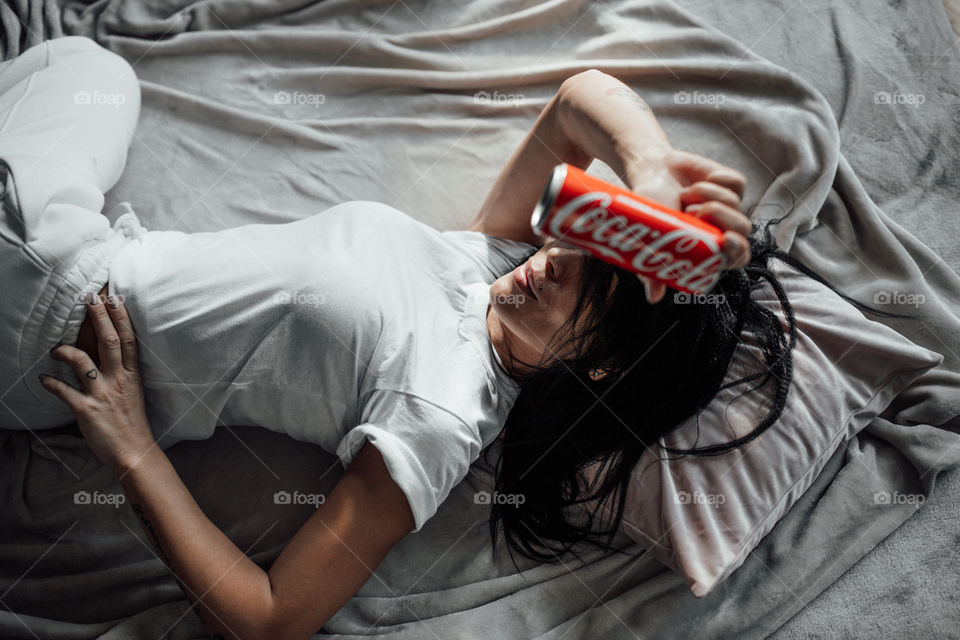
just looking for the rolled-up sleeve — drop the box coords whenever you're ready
[335,388,483,532]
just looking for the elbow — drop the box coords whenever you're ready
[560,68,608,93]
[557,68,609,119]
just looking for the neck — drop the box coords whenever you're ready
[486,303,532,380]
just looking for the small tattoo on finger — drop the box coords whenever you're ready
[86,368,98,380]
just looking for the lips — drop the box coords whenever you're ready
[514,261,537,300]
[525,263,537,299]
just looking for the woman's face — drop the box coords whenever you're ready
[489,240,597,364]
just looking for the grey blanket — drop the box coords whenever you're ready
[1,0,958,638]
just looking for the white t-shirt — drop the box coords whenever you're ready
[108,201,538,531]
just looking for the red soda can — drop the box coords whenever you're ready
[530,163,728,295]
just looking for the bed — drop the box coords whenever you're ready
[1,0,958,637]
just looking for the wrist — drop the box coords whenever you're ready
[112,438,162,477]
[622,144,673,190]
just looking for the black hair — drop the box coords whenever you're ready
[483,219,916,566]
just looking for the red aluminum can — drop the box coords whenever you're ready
[530,163,728,295]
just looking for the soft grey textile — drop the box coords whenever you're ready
[0,0,61,59]
[1,1,958,639]
[596,257,944,598]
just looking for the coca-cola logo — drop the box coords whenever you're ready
[546,191,726,293]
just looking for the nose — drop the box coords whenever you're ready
[545,245,584,283]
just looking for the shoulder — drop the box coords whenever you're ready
[441,229,538,282]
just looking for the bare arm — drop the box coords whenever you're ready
[554,69,674,189]
[465,78,592,246]
[467,69,750,302]
[116,446,274,638]
[264,440,415,638]
[115,439,414,640]
[42,258,415,639]
[466,69,676,245]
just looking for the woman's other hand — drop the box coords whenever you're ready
[625,148,751,303]
[40,293,156,474]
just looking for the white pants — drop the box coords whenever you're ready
[0,36,146,429]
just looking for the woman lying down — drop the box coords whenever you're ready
[0,36,869,639]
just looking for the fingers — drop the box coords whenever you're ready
[706,168,746,199]
[668,149,747,199]
[104,296,140,373]
[82,293,123,371]
[722,231,751,269]
[636,275,667,304]
[38,374,86,409]
[50,344,102,393]
[686,201,751,268]
[686,201,751,238]
[680,181,741,210]
[648,280,666,303]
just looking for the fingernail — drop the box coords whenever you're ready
[49,341,62,354]
[108,295,119,308]
[38,374,47,382]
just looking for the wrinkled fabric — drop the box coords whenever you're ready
[1,0,958,638]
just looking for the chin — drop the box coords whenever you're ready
[491,275,540,339]
[490,273,509,296]
[490,275,526,314]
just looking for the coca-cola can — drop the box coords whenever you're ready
[530,163,728,295]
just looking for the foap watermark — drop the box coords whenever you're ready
[673,291,726,306]
[76,291,125,306]
[873,290,925,308]
[274,290,326,306]
[493,292,525,308]
[74,490,126,508]
[273,91,326,108]
[873,490,925,506]
[274,490,326,508]
[74,90,127,108]
[873,90,925,108]
[673,90,726,108]
[473,90,525,108]
[474,490,525,506]
[674,490,725,508]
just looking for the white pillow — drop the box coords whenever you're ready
[583,258,943,597]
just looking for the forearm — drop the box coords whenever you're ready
[470,87,592,244]
[557,69,673,186]
[116,447,275,639]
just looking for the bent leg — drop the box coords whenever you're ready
[0,35,141,267]
[0,36,141,430]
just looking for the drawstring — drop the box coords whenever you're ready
[107,202,148,240]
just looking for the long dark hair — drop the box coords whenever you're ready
[483,219,915,566]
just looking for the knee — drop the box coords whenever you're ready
[50,36,141,122]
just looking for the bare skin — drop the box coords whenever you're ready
[75,283,108,366]
[486,240,614,379]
